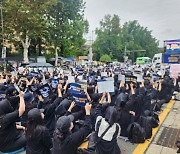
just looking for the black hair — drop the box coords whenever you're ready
[26,115,43,141]
[53,127,70,144]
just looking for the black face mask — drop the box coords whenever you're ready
[6,95,20,111]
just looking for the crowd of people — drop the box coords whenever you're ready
[0,63,179,154]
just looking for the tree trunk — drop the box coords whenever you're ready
[38,37,42,56]
[20,35,31,64]
[55,47,58,66]
[23,46,29,63]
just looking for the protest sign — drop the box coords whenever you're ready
[71,92,87,107]
[11,71,17,76]
[60,69,64,74]
[68,76,75,83]
[125,75,137,83]
[97,79,114,93]
[135,74,143,83]
[152,74,159,82]
[170,64,180,79]
[77,75,83,80]
[101,72,107,77]
[51,78,59,89]
[38,83,52,98]
[118,74,125,82]
[143,75,151,81]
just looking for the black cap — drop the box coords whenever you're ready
[28,108,44,121]
[56,115,74,132]
[6,87,18,97]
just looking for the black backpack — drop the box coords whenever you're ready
[150,112,159,128]
[138,116,153,139]
[127,122,146,143]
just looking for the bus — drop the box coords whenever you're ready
[136,57,151,65]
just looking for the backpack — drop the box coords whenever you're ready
[151,112,159,128]
[127,122,146,143]
[138,116,153,139]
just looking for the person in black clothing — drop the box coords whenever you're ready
[117,83,136,137]
[37,84,63,137]
[95,92,121,154]
[0,92,26,153]
[52,103,92,154]
[26,108,52,154]
[21,92,37,127]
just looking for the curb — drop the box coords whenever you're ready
[133,99,176,154]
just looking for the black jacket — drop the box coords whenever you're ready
[26,126,52,154]
[53,115,91,154]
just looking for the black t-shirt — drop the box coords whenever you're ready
[53,115,91,154]
[0,110,22,151]
[26,126,52,154]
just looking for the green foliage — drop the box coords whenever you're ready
[93,15,159,62]
[2,0,89,59]
[3,0,56,42]
[100,54,112,62]
[93,14,124,61]
[46,0,89,57]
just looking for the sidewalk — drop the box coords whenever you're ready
[145,100,180,154]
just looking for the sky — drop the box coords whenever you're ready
[84,0,180,47]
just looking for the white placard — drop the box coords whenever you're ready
[42,79,47,85]
[18,67,24,73]
[106,77,114,81]
[170,64,180,79]
[157,69,164,76]
[77,75,83,80]
[136,74,143,82]
[101,72,107,77]
[93,68,97,72]
[1,79,6,84]
[11,71,17,76]
[97,80,114,93]
[34,68,38,72]
[118,75,125,82]
[69,76,75,83]
[60,69,63,74]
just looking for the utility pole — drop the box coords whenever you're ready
[124,45,127,63]
[0,0,4,46]
[0,0,6,67]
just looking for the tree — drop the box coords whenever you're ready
[122,20,159,58]
[3,0,56,63]
[93,14,123,61]
[93,15,159,62]
[46,0,89,66]
[100,54,111,62]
